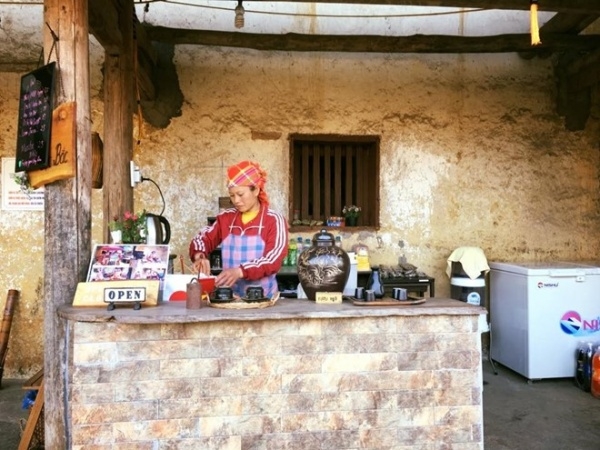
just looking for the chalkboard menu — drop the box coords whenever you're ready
[15,62,56,172]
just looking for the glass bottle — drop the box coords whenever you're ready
[288,238,297,267]
[367,265,385,298]
[296,236,304,260]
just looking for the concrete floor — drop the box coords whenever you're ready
[1,361,599,449]
[0,378,31,450]
[482,360,600,449]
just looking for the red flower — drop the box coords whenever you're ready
[108,210,147,243]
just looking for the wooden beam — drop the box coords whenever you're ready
[103,0,135,241]
[89,0,159,100]
[144,26,600,53]
[138,42,184,128]
[88,0,122,55]
[566,68,600,94]
[552,45,600,103]
[565,47,600,76]
[134,18,158,101]
[564,88,591,131]
[43,0,92,448]
[563,49,600,93]
[541,13,600,33]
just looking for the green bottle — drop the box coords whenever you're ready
[288,238,297,267]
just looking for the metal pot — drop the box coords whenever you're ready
[146,213,171,245]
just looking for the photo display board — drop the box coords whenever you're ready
[87,244,170,282]
[15,62,56,172]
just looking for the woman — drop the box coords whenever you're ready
[189,160,289,298]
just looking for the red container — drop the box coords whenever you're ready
[164,275,216,301]
[198,276,216,294]
[591,347,600,398]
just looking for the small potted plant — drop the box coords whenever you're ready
[342,205,361,226]
[108,210,147,243]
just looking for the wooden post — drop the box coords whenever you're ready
[0,289,19,387]
[103,0,135,242]
[43,1,91,448]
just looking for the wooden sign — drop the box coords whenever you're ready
[15,62,55,172]
[28,102,77,189]
[315,292,343,304]
[104,286,147,304]
[72,280,160,308]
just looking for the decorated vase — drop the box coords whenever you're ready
[297,229,350,301]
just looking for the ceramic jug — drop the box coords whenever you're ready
[297,229,350,301]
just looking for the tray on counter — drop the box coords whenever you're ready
[351,296,426,306]
[207,292,280,309]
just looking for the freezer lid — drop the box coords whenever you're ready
[489,261,600,276]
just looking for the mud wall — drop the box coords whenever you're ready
[1,48,599,377]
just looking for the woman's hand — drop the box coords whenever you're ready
[215,267,243,288]
[192,253,211,276]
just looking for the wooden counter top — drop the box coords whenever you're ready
[58,297,484,324]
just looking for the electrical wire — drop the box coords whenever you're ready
[0,1,489,20]
[151,1,487,19]
[141,176,166,217]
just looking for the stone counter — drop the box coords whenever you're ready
[59,298,485,449]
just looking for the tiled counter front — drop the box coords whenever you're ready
[60,299,485,449]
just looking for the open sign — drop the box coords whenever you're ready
[103,287,147,310]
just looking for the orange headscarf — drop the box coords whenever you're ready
[226,160,269,206]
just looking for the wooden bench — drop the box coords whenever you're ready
[18,369,44,450]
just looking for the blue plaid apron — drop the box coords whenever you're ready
[222,209,278,298]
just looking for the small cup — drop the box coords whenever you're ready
[355,287,365,300]
[364,289,376,302]
[397,288,407,301]
[214,286,233,300]
[393,287,408,300]
[246,286,264,300]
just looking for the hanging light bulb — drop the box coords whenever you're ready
[530,0,541,46]
[235,0,245,29]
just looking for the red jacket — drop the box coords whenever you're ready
[189,205,288,281]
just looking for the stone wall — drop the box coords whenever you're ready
[68,313,482,449]
[1,48,600,377]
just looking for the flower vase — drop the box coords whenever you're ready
[110,230,122,244]
[345,216,358,227]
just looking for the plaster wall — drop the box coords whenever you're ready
[1,47,599,377]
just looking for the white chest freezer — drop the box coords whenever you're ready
[490,261,600,381]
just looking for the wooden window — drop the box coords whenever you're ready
[289,134,380,229]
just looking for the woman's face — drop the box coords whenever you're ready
[229,185,260,213]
